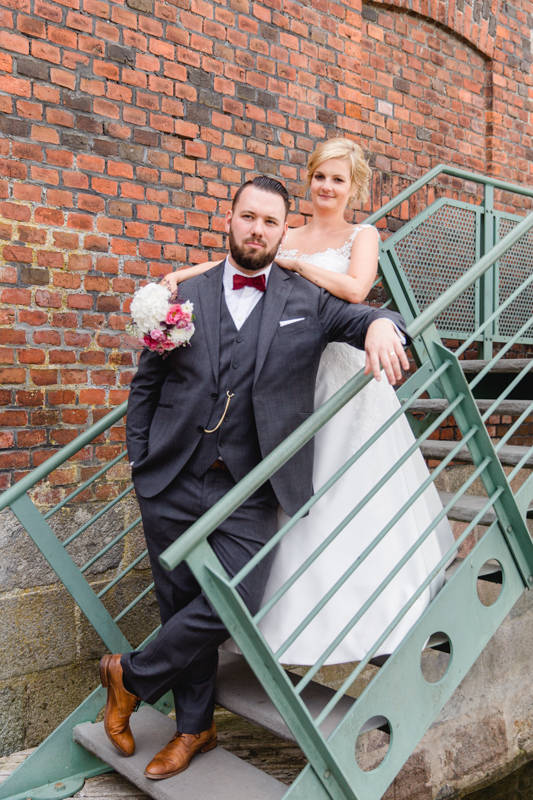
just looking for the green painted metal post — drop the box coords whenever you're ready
[480,184,496,359]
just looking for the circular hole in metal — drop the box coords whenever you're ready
[420,632,452,684]
[476,559,503,607]
[355,717,391,772]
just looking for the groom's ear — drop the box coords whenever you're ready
[224,209,233,233]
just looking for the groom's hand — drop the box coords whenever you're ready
[364,319,410,385]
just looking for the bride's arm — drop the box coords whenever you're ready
[161,260,223,292]
[276,227,378,304]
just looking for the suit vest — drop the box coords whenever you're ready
[186,291,264,480]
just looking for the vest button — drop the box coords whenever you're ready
[232,363,238,368]
[197,425,203,432]
[236,336,242,343]
[211,392,218,400]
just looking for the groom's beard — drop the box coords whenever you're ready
[228,227,283,272]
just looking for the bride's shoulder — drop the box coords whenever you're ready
[349,223,381,242]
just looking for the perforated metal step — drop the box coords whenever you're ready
[73,705,286,800]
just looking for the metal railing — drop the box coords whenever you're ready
[1,166,532,800]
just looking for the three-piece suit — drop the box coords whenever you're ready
[122,259,407,731]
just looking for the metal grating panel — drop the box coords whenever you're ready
[498,217,533,343]
[393,204,478,335]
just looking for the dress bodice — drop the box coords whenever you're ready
[277,224,379,275]
[278,224,386,446]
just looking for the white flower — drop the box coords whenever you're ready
[130,283,171,334]
[181,300,194,316]
[169,324,195,346]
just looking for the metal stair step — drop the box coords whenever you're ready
[73,705,286,800]
[420,440,533,467]
[409,399,532,415]
[215,651,387,738]
[459,358,532,373]
[437,490,531,524]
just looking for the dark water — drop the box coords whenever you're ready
[467,760,533,799]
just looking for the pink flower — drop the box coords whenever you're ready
[166,305,185,325]
[150,329,166,342]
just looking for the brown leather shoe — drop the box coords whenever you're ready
[99,654,140,757]
[144,721,217,780]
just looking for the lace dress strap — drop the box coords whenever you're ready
[277,224,379,262]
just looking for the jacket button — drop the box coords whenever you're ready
[232,363,238,368]
[197,425,203,432]
[211,392,218,400]
[219,441,225,447]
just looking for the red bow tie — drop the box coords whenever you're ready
[232,273,266,292]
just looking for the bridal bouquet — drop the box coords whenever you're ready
[129,283,195,356]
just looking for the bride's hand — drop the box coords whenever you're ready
[161,272,179,292]
[364,319,410,385]
[275,257,301,272]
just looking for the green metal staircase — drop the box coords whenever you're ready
[1,166,532,800]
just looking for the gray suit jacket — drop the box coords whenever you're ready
[126,261,409,515]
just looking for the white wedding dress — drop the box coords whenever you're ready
[248,225,455,665]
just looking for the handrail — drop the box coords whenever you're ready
[365,164,533,228]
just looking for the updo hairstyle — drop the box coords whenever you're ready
[306,138,371,206]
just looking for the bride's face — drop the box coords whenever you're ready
[310,158,354,212]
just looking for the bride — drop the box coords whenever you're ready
[162,138,454,665]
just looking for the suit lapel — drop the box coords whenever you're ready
[254,263,292,383]
[197,261,225,384]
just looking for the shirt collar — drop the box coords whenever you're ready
[223,257,272,289]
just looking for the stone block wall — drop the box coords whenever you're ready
[0,0,531,490]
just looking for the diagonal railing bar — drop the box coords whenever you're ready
[508,448,533,483]
[96,549,149,599]
[80,516,142,574]
[114,581,155,623]
[0,401,128,514]
[8,494,131,655]
[495,401,533,452]
[481,361,533,422]
[267,397,467,652]
[62,484,135,547]
[261,419,474,635]
[43,451,128,520]
[455,270,533,357]
[469,320,533,390]
[232,360,453,595]
[317,492,504,729]
[293,454,492,694]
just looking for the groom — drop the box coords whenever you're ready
[100,176,410,780]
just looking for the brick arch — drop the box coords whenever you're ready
[367,0,501,58]
[359,3,489,177]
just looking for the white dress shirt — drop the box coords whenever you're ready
[223,258,271,330]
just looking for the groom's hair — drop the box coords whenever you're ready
[232,176,290,218]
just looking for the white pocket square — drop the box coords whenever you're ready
[279,317,305,327]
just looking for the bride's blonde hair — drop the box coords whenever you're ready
[306,138,371,206]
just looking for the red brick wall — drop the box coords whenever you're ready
[0,0,531,491]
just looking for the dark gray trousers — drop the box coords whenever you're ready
[121,467,278,732]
